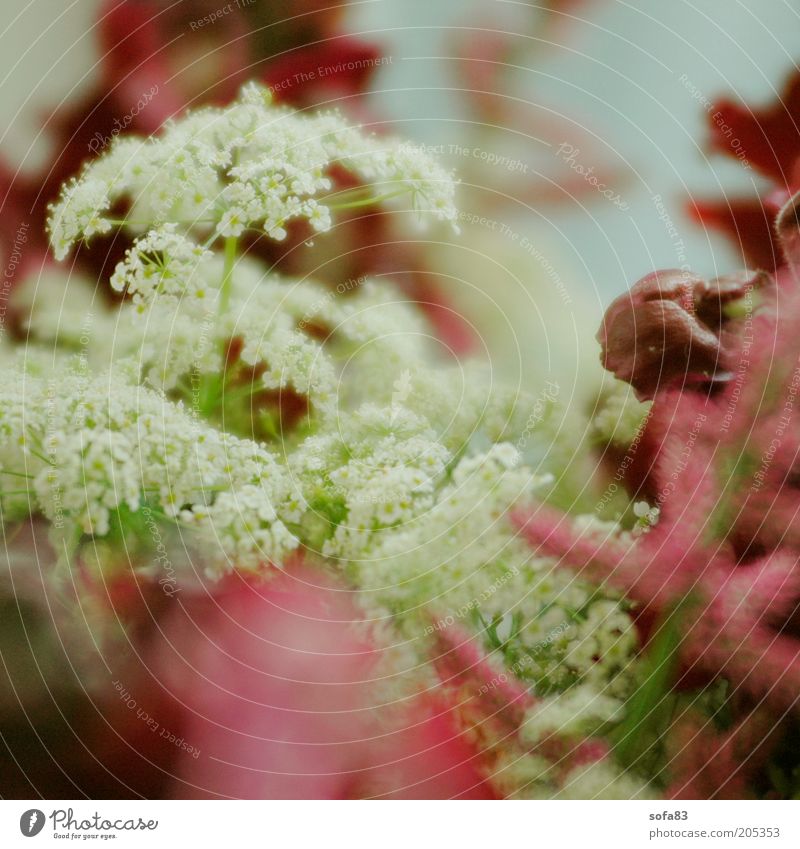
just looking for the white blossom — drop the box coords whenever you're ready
[47,81,458,262]
[110,225,213,309]
[0,365,297,570]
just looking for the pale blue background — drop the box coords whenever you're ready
[352,0,800,303]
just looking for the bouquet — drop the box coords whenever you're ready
[3,30,800,800]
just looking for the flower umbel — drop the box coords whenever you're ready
[47,82,458,263]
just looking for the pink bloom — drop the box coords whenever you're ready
[665,710,779,799]
[690,69,800,270]
[514,189,800,796]
[133,564,494,799]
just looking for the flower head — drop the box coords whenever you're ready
[47,82,457,264]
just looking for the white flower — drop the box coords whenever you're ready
[0,364,297,571]
[110,225,213,308]
[27,80,651,800]
[48,178,114,260]
[47,81,458,261]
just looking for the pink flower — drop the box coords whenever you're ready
[514,189,800,796]
[127,564,494,799]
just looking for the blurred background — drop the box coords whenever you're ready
[2,0,800,395]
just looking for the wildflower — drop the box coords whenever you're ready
[47,82,457,263]
[515,190,800,796]
[110,225,213,307]
[0,366,297,571]
[7,75,642,802]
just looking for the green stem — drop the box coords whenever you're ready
[220,380,264,403]
[325,188,410,211]
[26,447,55,467]
[107,218,217,227]
[218,235,238,316]
[195,235,239,420]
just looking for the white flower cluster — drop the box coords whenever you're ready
[593,379,651,447]
[347,436,638,697]
[48,81,457,262]
[0,364,297,571]
[10,261,638,701]
[110,262,437,426]
[110,224,213,310]
[287,403,452,556]
[486,686,653,799]
[490,750,652,800]
[8,266,641,796]
[48,178,114,259]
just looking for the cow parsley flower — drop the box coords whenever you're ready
[47,178,114,260]
[347,438,638,697]
[593,379,651,448]
[110,225,213,309]
[47,81,458,264]
[0,364,297,572]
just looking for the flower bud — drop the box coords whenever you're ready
[598,267,771,399]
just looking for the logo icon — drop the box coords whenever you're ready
[19,810,45,837]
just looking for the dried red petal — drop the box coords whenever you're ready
[707,71,800,185]
[688,196,784,271]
